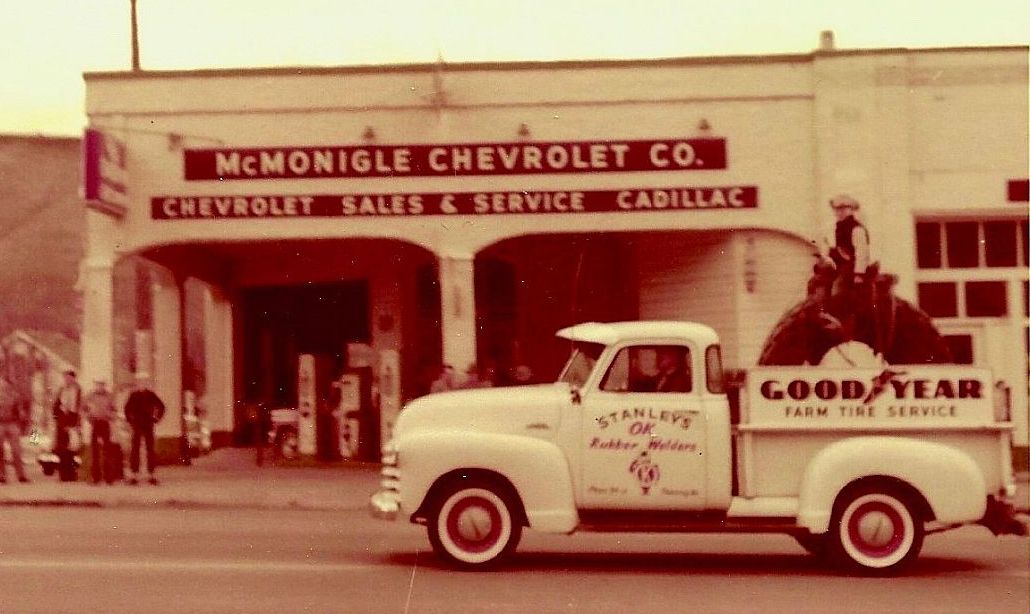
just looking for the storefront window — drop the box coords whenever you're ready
[984,221,1018,267]
[915,222,942,269]
[1021,220,1028,267]
[942,334,974,365]
[965,281,1008,317]
[918,282,958,317]
[945,222,979,268]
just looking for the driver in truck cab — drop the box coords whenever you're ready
[630,346,691,393]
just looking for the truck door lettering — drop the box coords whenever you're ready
[629,421,655,436]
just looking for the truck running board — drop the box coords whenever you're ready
[577,510,799,534]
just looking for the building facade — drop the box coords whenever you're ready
[81,45,1029,462]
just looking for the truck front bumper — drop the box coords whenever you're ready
[369,490,401,521]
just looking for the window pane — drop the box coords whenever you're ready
[915,222,942,269]
[942,335,974,365]
[965,281,1007,317]
[945,222,979,268]
[918,282,958,317]
[984,221,1018,267]
[603,345,692,393]
[705,345,724,394]
[1021,220,1028,267]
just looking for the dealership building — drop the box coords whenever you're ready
[80,41,1029,463]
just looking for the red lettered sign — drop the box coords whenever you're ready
[151,185,758,219]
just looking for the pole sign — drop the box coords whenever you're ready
[183,138,727,180]
[83,128,129,218]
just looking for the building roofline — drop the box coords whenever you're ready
[0,133,81,144]
[83,44,1028,82]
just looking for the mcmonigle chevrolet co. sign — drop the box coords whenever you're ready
[183,138,727,180]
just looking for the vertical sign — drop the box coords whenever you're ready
[83,128,129,218]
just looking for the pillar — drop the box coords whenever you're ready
[79,259,114,387]
[150,267,182,441]
[78,210,118,386]
[438,253,477,375]
[203,284,234,442]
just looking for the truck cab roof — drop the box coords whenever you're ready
[556,321,721,347]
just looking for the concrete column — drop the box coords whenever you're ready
[78,209,118,386]
[203,284,234,438]
[438,253,477,375]
[79,259,114,387]
[150,268,182,441]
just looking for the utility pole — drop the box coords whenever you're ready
[130,0,141,71]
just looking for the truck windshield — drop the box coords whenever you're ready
[558,341,606,388]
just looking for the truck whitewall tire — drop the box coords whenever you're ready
[830,487,925,574]
[428,481,522,568]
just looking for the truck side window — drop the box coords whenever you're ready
[601,345,692,393]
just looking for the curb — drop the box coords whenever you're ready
[145,499,367,512]
[0,499,103,508]
[0,497,368,512]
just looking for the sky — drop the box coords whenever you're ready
[1,0,1028,136]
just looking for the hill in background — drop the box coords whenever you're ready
[0,134,84,339]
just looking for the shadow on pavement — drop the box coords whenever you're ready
[382,550,992,577]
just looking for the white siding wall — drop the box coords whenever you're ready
[633,230,811,369]
[634,231,740,366]
[734,231,813,367]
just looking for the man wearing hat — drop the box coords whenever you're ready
[823,194,872,287]
[818,195,878,348]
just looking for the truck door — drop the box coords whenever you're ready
[580,344,707,510]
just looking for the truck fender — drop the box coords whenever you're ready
[796,436,986,534]
[397,431,579,533]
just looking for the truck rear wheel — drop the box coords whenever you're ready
[829,486,925,575]
[427,479,522,568]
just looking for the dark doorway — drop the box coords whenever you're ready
[241,281,370,408]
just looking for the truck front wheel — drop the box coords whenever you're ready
[427,479,523,568]
[829,486,925,575]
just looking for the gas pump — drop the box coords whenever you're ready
[333,374,361,459]
[378,349,401,449]
[297,354,338,459]
[296,354,318,457]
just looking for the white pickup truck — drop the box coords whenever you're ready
[370,321,1026,574]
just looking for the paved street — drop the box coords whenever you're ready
[0,505,1026,614]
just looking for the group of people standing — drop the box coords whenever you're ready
[428,361,538,394]
[0,369,165,486]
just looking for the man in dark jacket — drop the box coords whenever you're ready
[124,376,165,485]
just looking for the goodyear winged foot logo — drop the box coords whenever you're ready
[629,451,660,495]
[862,368,907,404]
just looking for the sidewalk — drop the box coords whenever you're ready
[0,448,381,511]
[1,447,1027,514]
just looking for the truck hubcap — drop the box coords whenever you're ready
[447,496,502,553]
[846,499,906,558]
